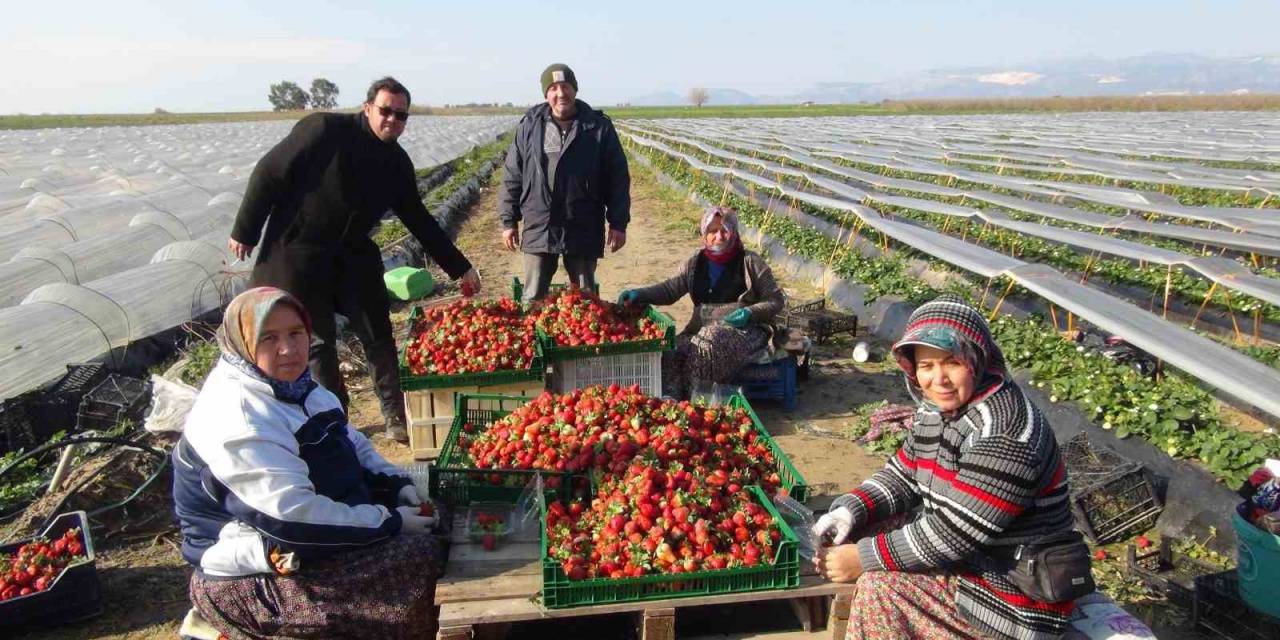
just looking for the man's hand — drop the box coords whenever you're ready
[815,544,864,583]
[502,227,520,251]
[227,238,255,262]
[460,268,483,297]
[607,228,627,253]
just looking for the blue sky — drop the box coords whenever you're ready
[2,0,1276,114]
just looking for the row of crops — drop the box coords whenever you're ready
[616,113,1280,485]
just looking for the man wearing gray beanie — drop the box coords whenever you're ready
[499,63,631,301]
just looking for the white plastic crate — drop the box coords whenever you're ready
[404,379,545,460]
[548,351,663,397]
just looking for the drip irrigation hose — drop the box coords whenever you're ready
[0,434,170,535]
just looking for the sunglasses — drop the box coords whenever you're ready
[373,104,410,122]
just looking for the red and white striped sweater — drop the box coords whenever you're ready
[833,379,1076,640]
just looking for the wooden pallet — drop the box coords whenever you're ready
[436,513,855,639]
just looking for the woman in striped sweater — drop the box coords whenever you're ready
[813,295,1078,640]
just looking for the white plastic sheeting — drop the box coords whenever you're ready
[623,128,1280,420]
[0,115,516,401]
[622,122,1280,305]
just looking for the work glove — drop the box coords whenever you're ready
[398,484,438,510]
[811,506,855,546]
[724,307,752,328]
[617,289,640,305]
[396,505,436,534]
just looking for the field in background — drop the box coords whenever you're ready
[0,105,523,130]
[7,94,1280,130]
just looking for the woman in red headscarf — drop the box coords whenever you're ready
[618,206,786,398]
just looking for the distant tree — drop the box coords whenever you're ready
[310,78,340,109]
[268,81,310,111]
[688,87,710,108]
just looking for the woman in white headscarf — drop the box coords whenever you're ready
[172,286,443,640]
[618,206,785,398]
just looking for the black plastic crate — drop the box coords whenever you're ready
[0,398,37,455]
[1193,570,1280,640]
[1062,434,1163,544]
[76,375,151,432]
[0,510,102,628]
[780,298,858,344]
[47,363,109,398]
[1124,539,1219,606]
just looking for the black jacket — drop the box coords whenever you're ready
[499,100,630,258]
[231,112,472,296]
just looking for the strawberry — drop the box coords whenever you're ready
[1093,549,1107,561]
[1135,535,1151,549]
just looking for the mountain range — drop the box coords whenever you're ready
[625,53,1280,106]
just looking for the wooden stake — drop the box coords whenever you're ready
[1254,307,1262,346]
[1079,251,1099,284]
[1221,288,1243,343]
[1189,281,1218,330]
[1049,304,1060,332]
[988,279,1017,321]
[1162,265,1173,319]
[980,276,994,308]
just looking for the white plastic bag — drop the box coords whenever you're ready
[143,374,199,433]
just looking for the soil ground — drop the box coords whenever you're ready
[11,159,1197,639]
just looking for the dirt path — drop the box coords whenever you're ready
[366,160,903,492]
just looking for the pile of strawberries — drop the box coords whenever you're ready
[455,384,792,581]
[1,527,86,601]
[403,298,537,376]
[547,461,783,580]
[529,287,664,348]
[457,384,785,495]
[403,288,665,378]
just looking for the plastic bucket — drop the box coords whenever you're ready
[1233,505,1280,619]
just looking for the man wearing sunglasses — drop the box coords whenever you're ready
[500,63,630,302]
[228,76,482,443]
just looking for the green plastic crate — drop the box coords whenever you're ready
[728,394,810,503]
[539,485,800,609]
[384,266,434,301]
[430,391,808,506]
[512,277,676,363]
[398,305,546,391]
[536,306,676,363]
[430,393,575,506]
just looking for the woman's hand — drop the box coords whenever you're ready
[396,506,436,534]
[815,544,864,583]
[617,289,640,305]
[724,308,752,328]
[812,506,855,545]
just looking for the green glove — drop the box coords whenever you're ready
[617,289,640,305]
[725,308,752,328]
